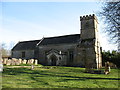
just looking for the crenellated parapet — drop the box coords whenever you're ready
[80,14,97,21]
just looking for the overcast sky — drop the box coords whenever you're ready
[0,1,117,51]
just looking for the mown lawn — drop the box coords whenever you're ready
[2,65,120,88]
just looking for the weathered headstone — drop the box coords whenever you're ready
[27,60,31,65]
[16,60,20,65]
[31,59,34,64]
[11,59,16,65]
[19,59,22,64]
[35,60,38,65]
[3,59,7,65]
[27,59,35,65]
[6,60,11,65]
[22,59,27,64]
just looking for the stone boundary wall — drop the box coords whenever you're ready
[1,58,38,66]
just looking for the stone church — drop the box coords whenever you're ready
[12,14,102,69]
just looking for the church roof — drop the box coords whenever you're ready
[38,34,80,46]
[12,34,80,51]
[12,40,40,51]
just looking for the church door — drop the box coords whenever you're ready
[50,55,57,66]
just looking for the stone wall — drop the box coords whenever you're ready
[12,50,35,59]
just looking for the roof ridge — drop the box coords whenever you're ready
[44,34,80,39]
[19,39,40,43]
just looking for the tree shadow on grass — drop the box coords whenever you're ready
[2,68,30,75]
[30,76,49,85]
[38,72,120,81]
[3,67,120,81]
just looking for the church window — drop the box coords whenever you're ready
[22,51,25,58]
[69,51,74,62]
[59,57,61,60]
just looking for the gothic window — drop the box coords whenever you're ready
[22,51,25,58]
[69,51,74,62]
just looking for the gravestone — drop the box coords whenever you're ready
[11,59,16,65]
[31,59,34,64]
[104,62,110,74]
[27,59,32,65]
[3,59,7,65]
[22,59,27,64]
[19,59,22,64]
[35,60,38,65]
[16,60,20,65]
[6,60,11,65]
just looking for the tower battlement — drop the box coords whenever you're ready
[80,14,97,21]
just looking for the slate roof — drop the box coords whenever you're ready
[39,34,80,46]
[12,34,80,51]
[12,40,40,51]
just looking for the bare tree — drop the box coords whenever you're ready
[1,43,8,57]
[0,43,9,57]
[99,1,120,51]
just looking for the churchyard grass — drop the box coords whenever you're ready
[2,65,120,88]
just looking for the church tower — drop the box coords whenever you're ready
[80,14,98,39]
[78,14,102,69]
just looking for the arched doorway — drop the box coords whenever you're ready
[50,54,58,66]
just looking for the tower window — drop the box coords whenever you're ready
[22,51,25,58]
